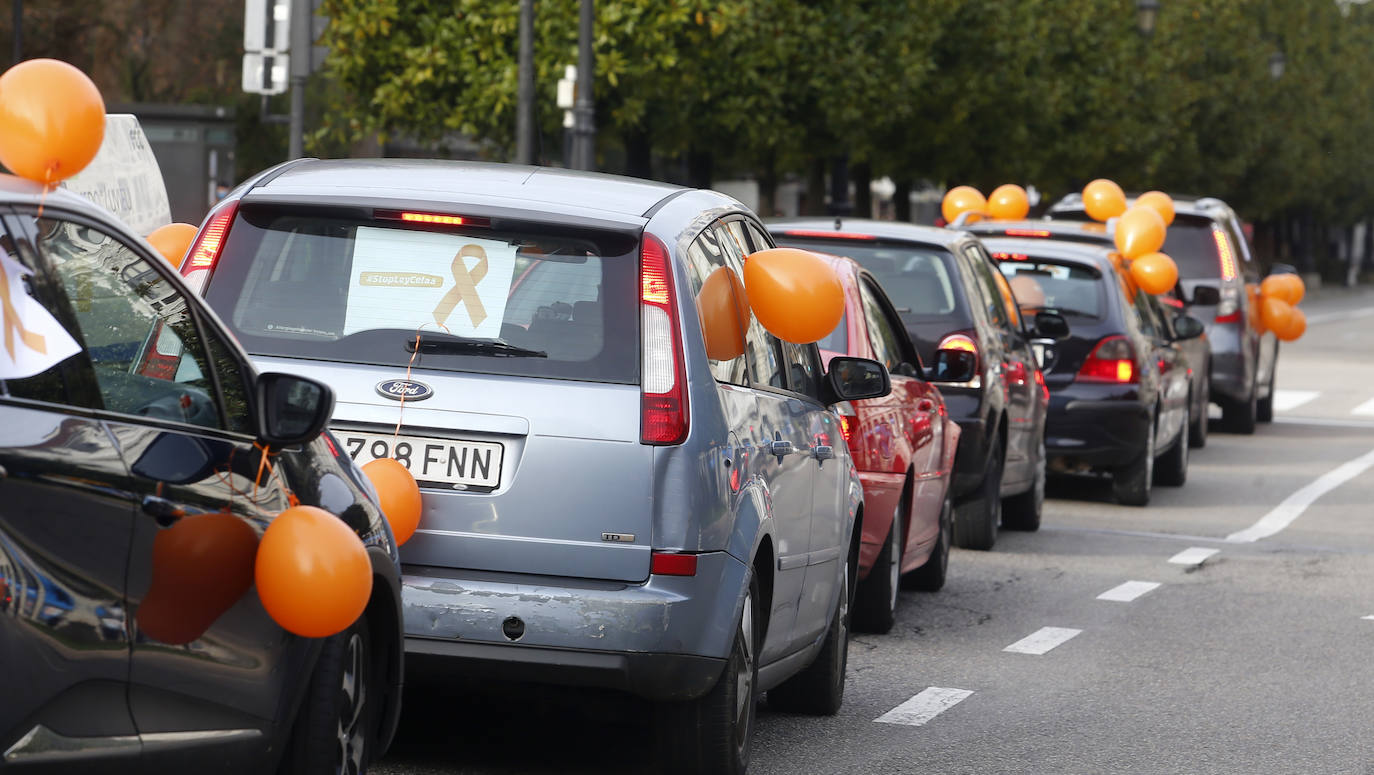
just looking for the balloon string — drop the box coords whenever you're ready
[252,441,300,509]
[394,321,450,443]
[36,169,53,218]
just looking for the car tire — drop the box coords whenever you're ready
[1222,381,1258,434]
[1002,435,1045,532]
[904,491,951,592]
[1112,415,1155,507]
[1189,378,1209,449]
[1256,364,1277,423]
[1153,414,1188,487]
[954,434,1002,551]
[281,615,376,775]
[655,574,759,775]
[767,555,850,716]
[853,502,901,634]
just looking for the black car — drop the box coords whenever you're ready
[770,219,1063,549]
[1046,194,1279,433]
[965,217,1212,449]
[981,237,1204,506]
[0,177,404,774]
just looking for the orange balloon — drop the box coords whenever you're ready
[942,186,986,224]
[1261,273,1305,306]
[1275,306,1306,341]
[1260,297,1294,335]
[1136,191,1175,227]
[1129,252,1178,296]
[1248,284,1266,334]
[742,248,844,344]
[362,457,422,545]
[697,266,750,361]
[987,184,1030,220]
[1114,205,1167,259]
[146,222,198,269]
[0,59,105,184]
[136,512,259,645]
[255,505,372,638]
[1083,179,1127,222]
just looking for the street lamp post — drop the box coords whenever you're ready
[570,0,596,171]
[515,0,535,165]
[1136,0,1160,36]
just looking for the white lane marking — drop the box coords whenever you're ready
[1169,547,1220,566]
[1352,397,1374,417]
[874,687,974,726]
[1271,389,1320,412]
[1363,615,1374,621]
[1226,448,1374,543]
[1275,416,1374,430]
[1096,580,1162,602]
[1004,627,1082,655]
[1305,307,1374,325]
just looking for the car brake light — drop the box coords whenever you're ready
[781,229,878,241]
[1076,335,1136,384]
[1004,229,1050,238]
[640,235,689,445]
[1035,368,1049,401]
[651,552,698,576]
[1213,226,1237,281]
[375,209,492,228]
[184,201,238,273]
[991,252,1029,261]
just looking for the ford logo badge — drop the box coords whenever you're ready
[376,379,434,402]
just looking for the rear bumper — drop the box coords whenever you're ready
[1203,322,1252,404]
[940,389,988,499]
[399,551,748,701]
[1044,390,1150,470]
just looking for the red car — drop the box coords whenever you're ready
[814,254,964,634]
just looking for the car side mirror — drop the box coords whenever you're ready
[926,349,977,384]
[1268,262,1298,277]
[1033,311,1070,340]
[822,357,891,404]
[894,361,921,378]
[1172,314,1206,341]
[255,372,335,447]
[1189,285,1221,306]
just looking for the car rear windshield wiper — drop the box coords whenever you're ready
[406,335,548,358]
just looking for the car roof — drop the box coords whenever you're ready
[963,218,1114,243]
[1048,192,1237,220]
[243,158,691,225]
[766,217,971,251]
[978,236,1118,271]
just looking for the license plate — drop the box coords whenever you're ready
[335,430,503,490]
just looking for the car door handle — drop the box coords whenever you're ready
[813,444,834,462]
[141,495,186,527]
[769,440,796,458]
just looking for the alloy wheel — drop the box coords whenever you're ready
[335,632,369,775]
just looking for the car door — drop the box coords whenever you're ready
[1135,291,1189,450]
[20,207,294,771]
[0,213,142,770]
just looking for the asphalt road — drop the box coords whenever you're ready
[375,286,1374,775]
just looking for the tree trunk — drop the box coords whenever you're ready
[804,157,827,216]
[624,127,652,180]
[757,154,778,218]
[894,178,913,222]
[852,162,872,219]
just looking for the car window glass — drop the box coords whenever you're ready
[744,222,774,253]
[1131,289,1160,340]
[36,216,227,430]
[723,220,751,257]
[991,269,1024,329]
[780,340,823,399]
[997,259,1105,320]
[684,227,749,386]
[859,280,902,373]
[712,224,784,389]
[0,226,96,406]
[770,237,959,318]
[964,246,1010,330]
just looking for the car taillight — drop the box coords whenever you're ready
[651,552,698,576]
[1076,336,1137,384]
[833,401,857,445]
[781,229,877,241]
[1035,368,1049,402]
[640,234,689,445]
[1003,229,1051,238]
[1213,226,1237,281]
[180,201,238,293]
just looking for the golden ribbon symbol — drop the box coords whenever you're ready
[433,244,489,328]
[0,262,46,361]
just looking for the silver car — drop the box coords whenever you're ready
[183,160,890,774]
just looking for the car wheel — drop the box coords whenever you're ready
[767,554,850,716]
[904,490,951,592]
[1153,413,1188,487]
[1256,365,1277,423]
[1189,377,1209,449]
[1112,414,1155,506]
[854,501,901,634]
[1002,435,1045,531]
[281,615,376,775]
[1222,380,1258,434]
[656,575,759,775]
[955,434,1002,551]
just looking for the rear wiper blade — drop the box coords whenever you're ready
[406,336,547,358]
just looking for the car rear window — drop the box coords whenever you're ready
[1160,216,1228,280]
[204,208,640,383]
[996,258,1105,320]
[771,238,963,319]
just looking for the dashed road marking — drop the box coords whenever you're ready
[1226,448,1374,543]
[1096,581,1162,602]
[1004,627,1082,655]
[1362,615,1374,621]
[1169,547,1220,566]
[1272,389,1320,412]
[874,687,974,726]
[1352,397,1374,417]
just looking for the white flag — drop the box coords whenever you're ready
[0,248,83,380]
